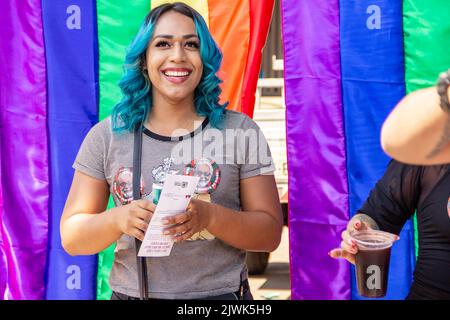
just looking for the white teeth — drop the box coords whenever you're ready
[163,71,190,77]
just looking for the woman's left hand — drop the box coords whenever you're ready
[162,198,215,242]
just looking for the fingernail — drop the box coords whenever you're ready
[163,230,170,235]
[162,219,169,225]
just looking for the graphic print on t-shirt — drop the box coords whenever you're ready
[184,158,222,241]
[152,157,176,183]
[112,166,144,205]
[184,158,221,194]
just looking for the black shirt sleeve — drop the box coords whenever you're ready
[358,160,422,235]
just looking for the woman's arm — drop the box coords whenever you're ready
[163,174,284,252]
[61,171,155,256]
[381,86,450,165]
[329,161,418,263]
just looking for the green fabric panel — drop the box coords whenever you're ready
[97,0,150,120]
[403,0,450,92]
[96,0,150,300]
[403,0,450,260]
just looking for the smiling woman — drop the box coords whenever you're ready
[60,2,283,301]
[111,3,225,134]
[145,11,204,121]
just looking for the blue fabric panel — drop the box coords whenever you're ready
[42,0,99,299]
[339,0,415,299]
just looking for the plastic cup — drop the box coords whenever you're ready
[350,229,399,298]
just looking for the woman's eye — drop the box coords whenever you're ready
[155,41,170,47]
[185,41,199,49]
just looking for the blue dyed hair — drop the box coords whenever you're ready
[112,2,227,133]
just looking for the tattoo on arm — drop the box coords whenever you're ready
[426,115,450,159]
[350,214,379,230]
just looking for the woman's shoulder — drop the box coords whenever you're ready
[222,109,258,130]
[89,116,112,135]
[82,117,114,143]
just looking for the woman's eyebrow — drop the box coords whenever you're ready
[153,34,198,39]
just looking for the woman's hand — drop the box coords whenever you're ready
[113,199,156,241]
[161,198,214,242]
[328,215,376,264]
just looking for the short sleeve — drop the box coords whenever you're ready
[72,118,110,181]
[238,115,275,180]
[359,160,422,235]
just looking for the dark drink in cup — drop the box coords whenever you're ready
[355,245,391,297]
[350,230,398,298]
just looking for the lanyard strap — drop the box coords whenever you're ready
[133,122,149,300]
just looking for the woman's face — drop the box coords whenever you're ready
[145,10,203,104]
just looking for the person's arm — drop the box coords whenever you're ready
[60,171,155,256]
[330,161,419,263]
[162,174,283,252]
[381,86,450,165]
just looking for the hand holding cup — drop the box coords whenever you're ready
[328,215,375,264]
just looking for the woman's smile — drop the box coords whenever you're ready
[161,67,193,84]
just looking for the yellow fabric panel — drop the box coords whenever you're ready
[151,0,209,27]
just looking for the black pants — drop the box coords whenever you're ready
[406,281,450,300]
[111,279,253,300]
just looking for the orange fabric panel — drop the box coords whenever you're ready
[208,0,250,112]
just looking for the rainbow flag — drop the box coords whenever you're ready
[2,0,449,300]
[282,0,450,299]
[0,0,273,299]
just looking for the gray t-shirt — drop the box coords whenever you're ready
[73,109,275,299]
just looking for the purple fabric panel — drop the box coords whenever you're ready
[281,0,350,299]
[0,0,49,299]
[0,135,5,298]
